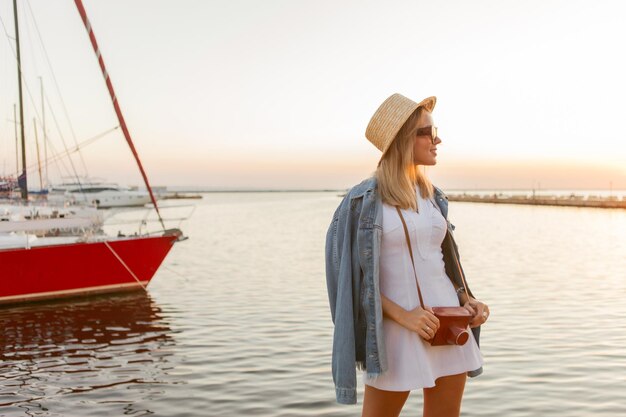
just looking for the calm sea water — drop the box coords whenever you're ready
[1,192,625,416]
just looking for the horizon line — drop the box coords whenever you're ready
[163,186,626,193]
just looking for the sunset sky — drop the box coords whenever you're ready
[1,0,625,190]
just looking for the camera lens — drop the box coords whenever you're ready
[446,326,469,345]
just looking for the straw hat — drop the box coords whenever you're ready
[365,93,436,158]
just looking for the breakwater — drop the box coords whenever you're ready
[448,193,626,209]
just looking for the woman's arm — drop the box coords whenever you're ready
[381,294,439,340]
[456,290,490,328]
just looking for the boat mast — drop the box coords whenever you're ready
[40,77,48,190]
[13,0,28,200]
[74,0,165,230]
[33,119,44,192]
[13,104,18,175]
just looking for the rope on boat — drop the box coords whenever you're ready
[162,264,189,282]
[104,241,147,292]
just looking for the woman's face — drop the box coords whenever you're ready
[413,110,441,166]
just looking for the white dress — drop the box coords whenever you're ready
[363,192,483,391]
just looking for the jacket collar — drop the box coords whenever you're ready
[350,177,447,202]
[349,177,449,220]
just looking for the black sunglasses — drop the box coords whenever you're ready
[415,126,438,145]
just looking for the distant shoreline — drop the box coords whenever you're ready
[166,189,344,193]
[163,187,626,194]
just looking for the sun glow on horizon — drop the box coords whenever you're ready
[1,1,625,189]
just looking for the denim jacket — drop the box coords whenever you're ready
[325,177,483,405]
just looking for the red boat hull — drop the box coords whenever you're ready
[0,233,179,305]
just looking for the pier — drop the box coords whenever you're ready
[448,193,626,209]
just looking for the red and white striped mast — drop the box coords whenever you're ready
[73,0,165,230]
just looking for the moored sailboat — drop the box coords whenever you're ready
[0,0,186,305]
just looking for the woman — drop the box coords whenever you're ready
[325,93,489,417]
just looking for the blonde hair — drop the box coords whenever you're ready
[375,109,433,211]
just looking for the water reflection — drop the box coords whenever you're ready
[0,292,179,416]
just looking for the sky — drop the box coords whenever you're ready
[0,0,625,190]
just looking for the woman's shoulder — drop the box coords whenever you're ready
[345,177,377,199]
[332,177,377,221]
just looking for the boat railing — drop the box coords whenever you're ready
[101,204,196,237]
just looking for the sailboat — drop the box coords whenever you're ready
[0,0,185,305]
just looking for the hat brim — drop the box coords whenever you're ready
[371,95,437,161]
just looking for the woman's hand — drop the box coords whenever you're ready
[462,298,490,328]
[399,306,440,341]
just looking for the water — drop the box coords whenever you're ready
[1,191,625,416]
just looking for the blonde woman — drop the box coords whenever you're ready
[325,94,489,417]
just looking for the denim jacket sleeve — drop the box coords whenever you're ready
[325,192,360,404]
